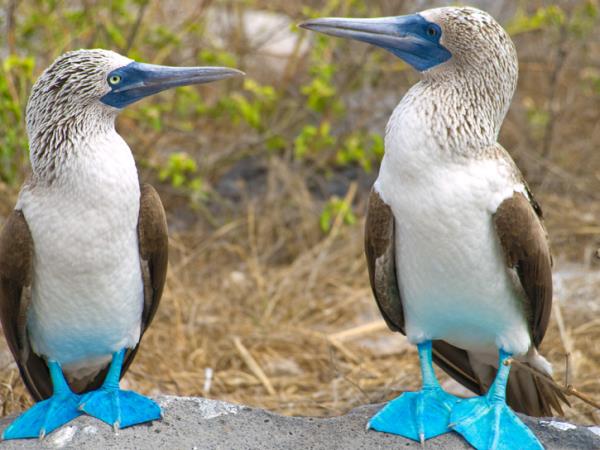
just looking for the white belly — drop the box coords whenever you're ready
[376,157,532,356]
[17,134,144,377]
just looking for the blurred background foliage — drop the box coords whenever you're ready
[0,0,599,425]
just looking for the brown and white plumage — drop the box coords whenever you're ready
[0,49,244,440]
[0,50,242,406]
[357,7,568,416]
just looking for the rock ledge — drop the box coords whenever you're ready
[0,396,598,449]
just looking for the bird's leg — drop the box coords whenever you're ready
[449,349,543,450]
[368,341,459,443]
[2,360,81,440]
[77,348,161,430]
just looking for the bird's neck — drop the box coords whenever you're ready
[27,108,121,185]
[385,68,515,164]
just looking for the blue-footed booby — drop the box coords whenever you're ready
[301,7,567,450]
[0,49,243,440]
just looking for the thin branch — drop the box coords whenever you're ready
[232,336,276,396]
[541,16,571,159]
[328,320,389,342]
[125,0,150,54]
[5,0,18,55]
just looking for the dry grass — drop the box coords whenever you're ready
[1,159,597,425]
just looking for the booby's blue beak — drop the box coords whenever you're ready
[299,15,451,72]
[101,62,245,108]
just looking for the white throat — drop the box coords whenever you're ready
[27,106,119,185]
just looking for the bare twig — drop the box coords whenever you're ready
[233,336,276,396]
[541,23,570,159]
[327,346,371,404]
[553,302,574,362]
[328,320,388,342]
[565,353,571,388]
[306,182,358,290]
[5,0,18,55]
[327,337,360,364]
[125,0,150,53]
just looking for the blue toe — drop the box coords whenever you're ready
[2,392,81,440]
[368,387,459,442]
[78,388,161,429]
[450,396,543,450]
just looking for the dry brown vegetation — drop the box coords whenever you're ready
[0,0,599,428]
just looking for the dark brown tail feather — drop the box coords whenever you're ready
[506,363,569,417]
[432,340,484,395]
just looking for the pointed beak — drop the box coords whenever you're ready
[299,16,413,48]
[299,15,451,72]
[101,62,245,108]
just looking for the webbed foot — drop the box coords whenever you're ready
[449,350,543,450]
[368,386,458,443]
[78,348,161,429]
[2,361,81,440]
[367,341,459,443]
[78,387,160,429]
[450,396,542,450]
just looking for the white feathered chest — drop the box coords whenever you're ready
[374,84,532,356]
[18,130,144,378]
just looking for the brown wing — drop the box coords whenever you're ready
[0,210,53,401]
[493,192,552,347]
[120,184,168,378]
[492,191,568,416]
[364,188,404,331]
[364,188,482,393]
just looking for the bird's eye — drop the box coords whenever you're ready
[109,75,122,85]
[427,27,437,37]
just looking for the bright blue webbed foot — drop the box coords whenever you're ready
[2,361,81,440]
[78,387,161,429]
[2,391,81,440]
[78,348,161,430]
[367,341,459,444]
[450,397,542,450]
[368,386,458,443]
[449,350,543,450]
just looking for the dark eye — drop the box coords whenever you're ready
[427,26,437,37]
[108,74,122,85]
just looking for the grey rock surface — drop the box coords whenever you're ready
[0,396,598,449]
